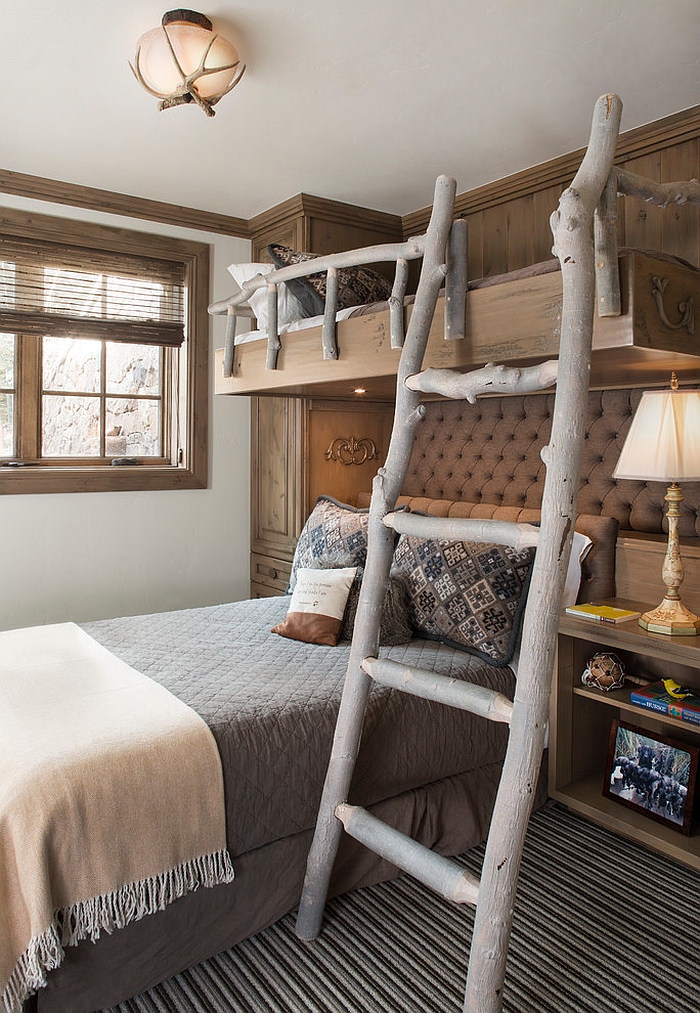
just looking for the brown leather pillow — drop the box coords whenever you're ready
[272,567,356,646]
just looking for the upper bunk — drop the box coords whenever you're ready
[213,247,700,399]
[211,99,700,401]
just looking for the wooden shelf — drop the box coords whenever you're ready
[558,599,700,667]
[573,683,700,733]
[551,775,700,871]
[550,599,700,870]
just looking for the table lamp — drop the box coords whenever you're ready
[613,373,700,635]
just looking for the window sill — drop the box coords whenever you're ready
[0,464,207,494]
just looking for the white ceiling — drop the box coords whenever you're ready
[4,0,699,223]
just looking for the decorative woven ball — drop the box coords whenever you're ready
[580,652,626,692]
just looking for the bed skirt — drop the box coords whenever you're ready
[35,759,546,1013]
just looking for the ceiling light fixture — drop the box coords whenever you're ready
[130,9,245,117]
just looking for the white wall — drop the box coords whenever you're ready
[0,195,252,631]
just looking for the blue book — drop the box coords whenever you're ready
[629,681,700,726]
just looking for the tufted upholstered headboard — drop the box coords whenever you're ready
[402,388,700,538]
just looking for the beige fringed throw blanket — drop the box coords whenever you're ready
[0,622,235,1013]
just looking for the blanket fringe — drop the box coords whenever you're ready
[1,928,63,1013]
[2,849,235,1013]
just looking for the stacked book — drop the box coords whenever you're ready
[629,680,700,726]
[564,603,641,624]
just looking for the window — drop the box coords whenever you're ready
[0,208,209,493]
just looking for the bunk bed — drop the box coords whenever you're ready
[16,386,699,1013]
[214,248,700,399]
[6,97,700,1013]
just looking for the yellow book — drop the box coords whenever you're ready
[564,603,641,624]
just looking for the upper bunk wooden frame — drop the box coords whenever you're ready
[210,115,700,401]
[213,246,700,400]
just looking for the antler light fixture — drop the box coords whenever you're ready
[130,9,245,117]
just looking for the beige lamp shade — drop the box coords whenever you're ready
[613,387,700,483]
[131,10,245,116]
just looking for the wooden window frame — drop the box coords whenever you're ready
[0,208,209,494]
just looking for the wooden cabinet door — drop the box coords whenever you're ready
[251,396,307,562]
[251,396,394,554]
[305,399,394,510]
[251,220,305,263]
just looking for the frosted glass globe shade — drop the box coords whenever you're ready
[136,21,240,101]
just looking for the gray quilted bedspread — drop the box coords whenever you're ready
[83,597,514,858]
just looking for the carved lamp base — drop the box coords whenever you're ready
[639,597,700,636]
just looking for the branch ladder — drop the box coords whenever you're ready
[294,94,699,1011]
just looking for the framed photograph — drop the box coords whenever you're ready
[603,719,698,835]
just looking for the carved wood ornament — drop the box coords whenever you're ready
[650,275,694,335]
[324,436,378,466]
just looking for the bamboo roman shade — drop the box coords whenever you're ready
[0,236,186,346]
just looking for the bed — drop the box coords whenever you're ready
[19,369,700,1013]
[10,359,696,1013]
[12,318,700,1013]
[8,466,617,1013]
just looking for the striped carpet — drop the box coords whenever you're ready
[105,803,699,1013]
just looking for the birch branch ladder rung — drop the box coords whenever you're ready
[382,511,540,553]
[361,657,513,722]
[335,804,480,905]
[405,360,559,401]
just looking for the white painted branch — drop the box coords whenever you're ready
[405,360,558,400]
[222,307,237,378]
[445,218,468,341]
[594,170,621,317]
[265,283,280,370]
[615,168,700,208]
[225,303,255,318]
[362,657,513,722]
[336,803,480,905]
[209,239,425,315]
[429,263,449,290]
[322,267,339,360]
[382,511,540,551]
[390,258,409,349]
[296,175,457,943]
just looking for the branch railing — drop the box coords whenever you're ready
[209,221,468,376]
[594,168,700,322]
[211,157,699,382]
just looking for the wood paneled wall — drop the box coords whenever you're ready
[403,106,700,278]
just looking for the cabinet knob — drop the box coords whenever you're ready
[269,568,278,580]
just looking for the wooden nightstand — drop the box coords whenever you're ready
[549,598,700,870]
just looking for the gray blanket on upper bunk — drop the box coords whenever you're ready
[83,596,513,859]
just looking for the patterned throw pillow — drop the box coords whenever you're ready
[289,496,369,591]
[267,243,393,318]
[391,535,535,666]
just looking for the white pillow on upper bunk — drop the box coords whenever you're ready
[564,530,593,607]
[227,262,307,331]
